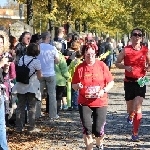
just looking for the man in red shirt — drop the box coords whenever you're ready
[116,28,150,142]
[72,44,114,150]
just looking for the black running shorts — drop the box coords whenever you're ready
[124,81,146,101]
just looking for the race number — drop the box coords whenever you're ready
[85,86,100,98]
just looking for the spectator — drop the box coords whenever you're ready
[65,41,81,66]
[12,43,42,132]
[104,37,113,70]
[54,27,67,54]
[15,31,31,64]
[66,33,73,49]
[117,40,124,53]
[0,31,16,127]
[9,35,17,58]
[68,51,82,110]
[30,33,41,44]
[0,57,9,150]
[0,28,13,150]
[53,41,69,112]
[37,31,59,119]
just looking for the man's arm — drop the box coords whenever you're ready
[115,49,132,72]
[146,49,150,72]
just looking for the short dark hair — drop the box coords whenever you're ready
[30,34,41,43]
[26,43,40,56]
[41,31,50,40]
[75,51,82,58]
[106,37,111,42]
[131,28,143,36]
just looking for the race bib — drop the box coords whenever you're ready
[85,86,100,98]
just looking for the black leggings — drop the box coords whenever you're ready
[56,86,66,113]
[78,105,107,137]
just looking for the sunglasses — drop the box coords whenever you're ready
[132,33,142,37]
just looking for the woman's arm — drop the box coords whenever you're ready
[36,70,42,79]
[9,62,16,79]
[98,80,114,98]
[103,80,114,92]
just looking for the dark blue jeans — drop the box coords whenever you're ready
[71,88,79,109]
[104,55,113,70]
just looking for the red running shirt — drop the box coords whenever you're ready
[72,60,114,107]
[124,45,148,79]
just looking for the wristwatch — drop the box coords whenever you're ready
[103,88,107,93]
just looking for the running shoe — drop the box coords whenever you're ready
[94,144,104,150]
[131,134,140,142]
[62,105,68,110]
[127,115,133,124]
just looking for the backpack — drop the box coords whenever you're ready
[16,56,36,84]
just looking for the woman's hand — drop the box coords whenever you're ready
[72,83,83,91]
[77,82,83,89]
[98,89,105,98]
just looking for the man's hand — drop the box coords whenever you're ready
[146,66,150,72]
[125,66,132,72]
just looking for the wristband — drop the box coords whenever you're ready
[103,88,107,93]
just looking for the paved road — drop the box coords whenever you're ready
[8,68,150,150]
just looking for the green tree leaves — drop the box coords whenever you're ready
[14,0,150,35]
